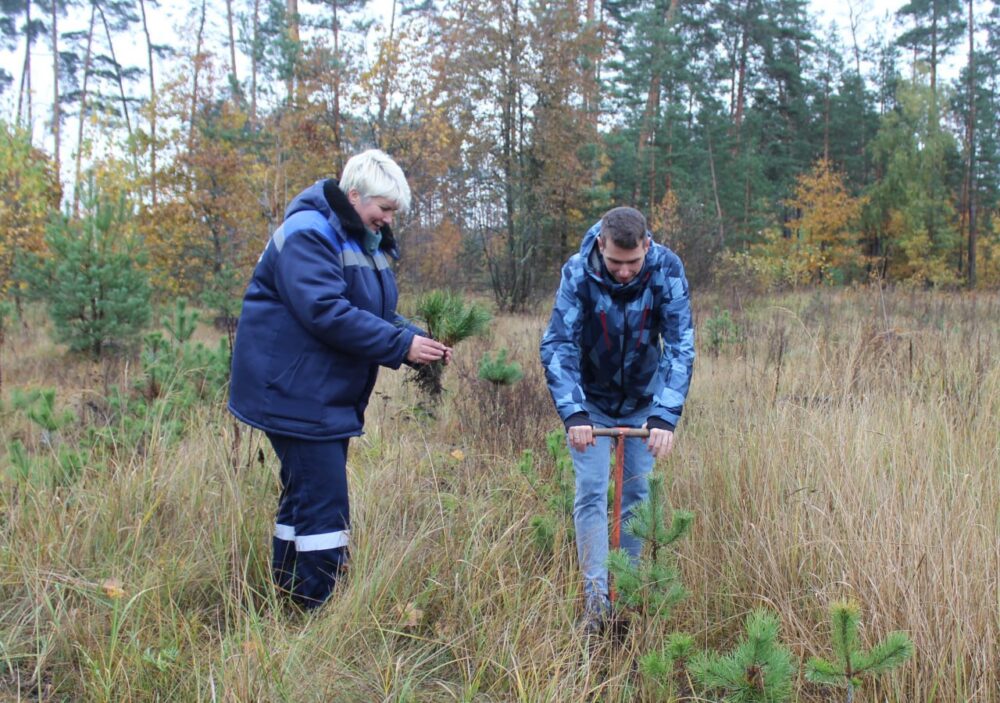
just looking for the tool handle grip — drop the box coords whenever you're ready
[591,427,650,438]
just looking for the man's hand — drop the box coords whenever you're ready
[568,424,595,453]
[407,335,451,365]
[646,427,675,458]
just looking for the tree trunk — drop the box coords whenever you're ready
[51,0,60,175]
[139,0,157,207]
[332,1,342,160]
[822,71,830,161]
[706,126,725,246]
[225,0,238,82]
[966,0,976,287]
[73,3,97,217]
[188,0,207,153]
[930,0,938,98]
[634,0,680,203]
[17,0,32,128]
[97,4,133,139]
[287,0,298,102]
[251,0,259,122]
[583,0,599,124]
[375,0,397,145]
[733,2,749,139]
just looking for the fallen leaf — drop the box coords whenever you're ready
[395,603,423,629]
[101,578,125,600]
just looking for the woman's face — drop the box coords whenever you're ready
[348,189,399,231]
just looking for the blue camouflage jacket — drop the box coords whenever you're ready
[540,222,695,430]
[228,179,420,440]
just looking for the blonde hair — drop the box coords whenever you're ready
[340,149,411,213]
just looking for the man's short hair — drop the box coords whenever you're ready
[599,207,647,249]
[340,149,412,213]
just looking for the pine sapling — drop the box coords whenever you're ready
[410,290,491,401]
[690,608,796,703]
[9,388,85,486]
[516,431,576,554]
[639,632,696,700]
[478,348,523,386]
[805,599,914,703]
[162,298,199,345]
[478,347,523,421]
[607,474,693,616]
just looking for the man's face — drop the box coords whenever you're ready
[348,189,399,231]
[598,235,649,284]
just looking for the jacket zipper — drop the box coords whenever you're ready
[614,297,628,416]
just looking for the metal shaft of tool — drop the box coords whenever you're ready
[591,427,649,605]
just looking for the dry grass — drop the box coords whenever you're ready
[1,287,998,701]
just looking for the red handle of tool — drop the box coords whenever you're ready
[594,427,649,606]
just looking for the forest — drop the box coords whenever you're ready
[1,1,999,701]
[2,0,1000,308]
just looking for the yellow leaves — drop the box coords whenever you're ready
[450,448,465,461]
[101,578,126,600]
[394,602,424,629]
[0,121,60,292]
[775,159,870,284]
[650,189,683,245]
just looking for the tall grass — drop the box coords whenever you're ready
[1,287,997,701]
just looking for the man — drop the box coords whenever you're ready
[540,206,694,633]
[229,149,451,609]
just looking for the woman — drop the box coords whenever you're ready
[229,149,450,608]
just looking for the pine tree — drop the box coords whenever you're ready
[410,289,491,401]
[477,348,523,386]
[32,179,151,357]
[690,609,796,703]
[607,474,693,615]
[805,599,914,703]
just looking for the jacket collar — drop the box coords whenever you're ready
[323,178,398,257]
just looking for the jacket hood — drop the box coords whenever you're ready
[579,220,663,295]
[283,179,399,257]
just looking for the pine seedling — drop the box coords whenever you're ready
[639,632,696,700]
[607,474,693,615]
[805,599,914,703]
[35,182,151,356]
[516,438,574,553]
[544,429,574,517]
[12,387,76,435]
[411,290,491,400]
[478,348,523,386]
[7,439,31,483]
[690,608,796,703]
[162,298,199,345]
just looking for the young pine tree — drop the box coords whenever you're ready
[607,474,693,615]
[33,181,151,357]
[410,290,491,401]
[806,599,914,703]
[690,609,796,703]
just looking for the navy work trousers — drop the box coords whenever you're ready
[266,433,351,608]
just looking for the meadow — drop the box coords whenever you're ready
[1,287,997,702]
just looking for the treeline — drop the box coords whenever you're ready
[3,0,1000,317]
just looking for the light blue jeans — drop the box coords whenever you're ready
[570,404,656,602]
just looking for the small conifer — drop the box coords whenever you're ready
[805,599,914,703]
[690,608,796,703]
[477,348,523,386]
[410,290,491,400]
[30,180,151,357]
[607,474,693,614]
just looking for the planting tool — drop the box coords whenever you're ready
[592,426,650,605]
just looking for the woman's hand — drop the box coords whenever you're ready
[407,335,451,364]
